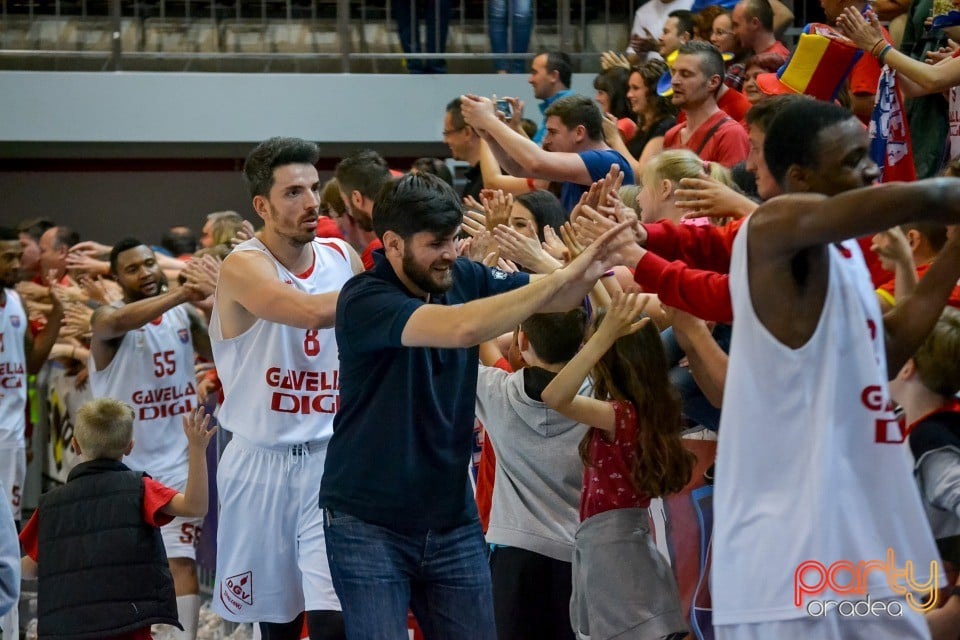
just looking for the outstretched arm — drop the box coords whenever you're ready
[25,284,63,374]
[162,408,217,519]
[461,95,593,184]
[400,220,634,348]
[477,139,539,194]
[883,230,960,375]
[836,8,960,95]
[747,180,960,264]
[542,293,651,432]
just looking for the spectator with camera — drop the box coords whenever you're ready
[461,94,634,213]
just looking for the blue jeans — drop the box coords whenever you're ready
[488,0,532,73]
[661,324,732,432]
[392,0,450,74]
[323,509,496,640]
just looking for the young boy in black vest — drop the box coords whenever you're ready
[18,399,216,640]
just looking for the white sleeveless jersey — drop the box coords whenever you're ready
[712,219,942,624]
[210,237,354,447]
[0,290,28,448]
[89,304,196,488]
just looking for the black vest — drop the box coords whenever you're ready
[37,459,181,640]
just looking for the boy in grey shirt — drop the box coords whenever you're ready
[475,309,590,640]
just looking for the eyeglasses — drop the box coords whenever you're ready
[442,126,466,137]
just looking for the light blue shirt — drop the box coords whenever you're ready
[533,89,574,145]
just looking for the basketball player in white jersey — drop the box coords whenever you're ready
[209,137,362,640]
[0,227,64,522]
[89,240,216,640]
[0,226,62,639]
[711,100,960,639]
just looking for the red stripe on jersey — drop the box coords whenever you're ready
[316,240,347,262]
[295,248,318,280]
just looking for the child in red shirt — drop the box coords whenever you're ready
[20,400,216,640]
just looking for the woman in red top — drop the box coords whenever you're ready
[543,293,695,640]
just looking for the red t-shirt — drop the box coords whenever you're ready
[360,239,384,271]
[474,357,514,532]
[315,216,344,240]
[876,262,960,309]
[580,400,650,521]
[20,476,178,640]
[759,40,791,58]
[664,110,750,167]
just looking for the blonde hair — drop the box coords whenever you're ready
[642,149,735,193]
[618,185,641,211]
[206,211,245,247]
[913,308,960,397]
[74,398,135,460]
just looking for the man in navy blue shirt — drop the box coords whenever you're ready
[319,173,629,639]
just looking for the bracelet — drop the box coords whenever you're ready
[869,39,886,57]
[877,44,893,64]
[600,270,616,278]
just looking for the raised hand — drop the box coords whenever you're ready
[228,220,256,249]
[541,225,571,263]
[461,209,488,238]
[597,292,652,340]
[600,50,632,71]
[69,240,112,258]
[835,7,885,51]
[182,407,217,450]
[493,224,562,274]
[675,174,757,220]
[179,255,219,301]
[482,189,513,230]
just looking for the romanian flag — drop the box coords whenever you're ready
[756,24,862,101]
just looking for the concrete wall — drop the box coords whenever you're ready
[0,71,595,241]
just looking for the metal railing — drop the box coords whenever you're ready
[0,0,642,72]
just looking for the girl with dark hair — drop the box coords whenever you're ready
[593,66,633,121]
[512,190,568,243]
[542,293,694,640]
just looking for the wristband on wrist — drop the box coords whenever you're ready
[870,39,886,57]
[600,270,616,278]
[877,44,893,64]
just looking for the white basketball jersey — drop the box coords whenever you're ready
[210,237,354,447]
[89,305,196,488]
[0,290,28,448]
[712,219,942,624]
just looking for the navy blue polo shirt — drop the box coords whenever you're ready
[318,250,529,530]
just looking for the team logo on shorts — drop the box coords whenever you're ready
[178,328,189,344]
[220,571,254,613]
[10,316,19,328]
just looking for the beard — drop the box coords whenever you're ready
[402,245,454,296]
